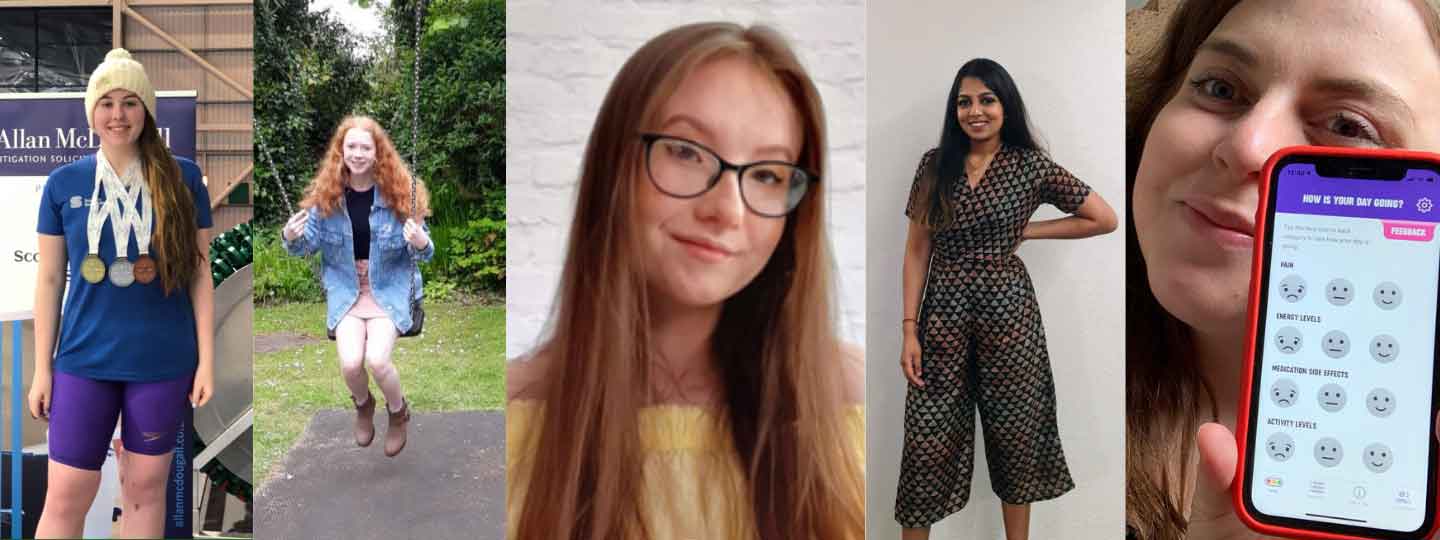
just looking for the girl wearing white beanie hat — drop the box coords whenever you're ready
[29,48,216,539]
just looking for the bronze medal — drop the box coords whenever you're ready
[133,255,156,284]
[80,255,105,284]
[109,257,134,287]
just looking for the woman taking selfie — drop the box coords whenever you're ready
[1128,1,1440,538]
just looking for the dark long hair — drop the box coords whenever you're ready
[916,58,1042,228]
[137,110,201,295]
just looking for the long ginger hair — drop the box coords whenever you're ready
[136,111,201,295]
[300,116,430,221]
[511,22,864,540]
[1126,2,1440,538]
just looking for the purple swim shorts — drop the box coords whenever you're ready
[46,370,194,471]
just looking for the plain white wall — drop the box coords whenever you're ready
[866,2,1126,539]
[506,0,866,357]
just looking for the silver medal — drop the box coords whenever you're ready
[109,257,134,287]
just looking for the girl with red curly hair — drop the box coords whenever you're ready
[283,115,434,457]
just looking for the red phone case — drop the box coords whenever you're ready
[1236,145,1440,539]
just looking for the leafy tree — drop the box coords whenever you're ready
[254,0,372,223]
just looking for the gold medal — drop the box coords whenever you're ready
[133,255,156,284]
[80,255,105,283]
[109,257,134,287]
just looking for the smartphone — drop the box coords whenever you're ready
[1237,146,1440,539]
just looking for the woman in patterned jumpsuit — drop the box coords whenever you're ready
[894,58,1118,540]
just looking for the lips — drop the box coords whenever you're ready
[1181,198,1257,248]
[672,233,735,260]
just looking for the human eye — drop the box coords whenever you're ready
[1188,76,1242,105]
[1317,111,1384,147]
[750,167,783,185]
[663,140,704,163]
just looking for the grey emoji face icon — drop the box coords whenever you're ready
[1278,275,1307,302]
[1266,432,1296,462]
[1270,378,1299,408]
[1366,388,1396,418]
[1273,327,1303,354]
[1317,383,1347,412]
[1314,437,1344,467]
[1373,282,1403,310]
[1326,278,1355,306]
[1370,334,1399,363]
[1322,330,1350,358]
[1364,443,1394,473]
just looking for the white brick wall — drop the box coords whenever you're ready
[506,0,867,358]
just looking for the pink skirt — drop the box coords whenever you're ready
[344,260,388,320]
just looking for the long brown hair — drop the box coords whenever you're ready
[511,22,864,540]
[1125,2,1440,538]
[137,111,201,294]
[300,115,430,221]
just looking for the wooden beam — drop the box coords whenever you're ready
[196,123,253,132]
[210,164,252,208]
[112,0,123,49]
[122,6,253,99]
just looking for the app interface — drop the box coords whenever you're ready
[1253,162,1439,532]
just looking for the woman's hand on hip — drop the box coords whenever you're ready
[27,370,50,420]
[901,330,924,388]
[282,210,307,242]
[403,218,429,249]
[190,363,214,408]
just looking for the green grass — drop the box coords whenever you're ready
[253,300,505,485]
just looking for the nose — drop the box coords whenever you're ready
[1212,95,1305,187]
[694,169,746,228]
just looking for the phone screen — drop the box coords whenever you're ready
[1247,158,1440,536]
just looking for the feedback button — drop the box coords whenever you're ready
[1382,221,1437,241]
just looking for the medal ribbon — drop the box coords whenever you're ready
[98,150,143,259]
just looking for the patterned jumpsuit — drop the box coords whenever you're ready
[894,145,1090,527]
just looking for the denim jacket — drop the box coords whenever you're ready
[283,191,435,332]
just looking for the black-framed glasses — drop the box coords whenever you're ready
[640,133,817,217]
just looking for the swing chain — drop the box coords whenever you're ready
[410,0,424,225]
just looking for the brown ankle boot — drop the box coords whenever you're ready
[384,399,410,457]
[353,392,376,447]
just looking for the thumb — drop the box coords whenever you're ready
[1188,422,1250,538]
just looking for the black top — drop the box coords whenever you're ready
[346,186,373,260]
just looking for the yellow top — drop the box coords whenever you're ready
[506,399,865,539]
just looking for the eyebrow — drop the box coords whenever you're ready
[657,114,797,161]
[1311,77,1415,129]
[1199,37,1262,69]
[957,92,996,99]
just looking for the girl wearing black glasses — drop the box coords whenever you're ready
[506,22,864,539]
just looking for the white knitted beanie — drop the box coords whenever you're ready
[84,48,157,130]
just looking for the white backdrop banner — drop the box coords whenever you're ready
[0,91,195,320]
